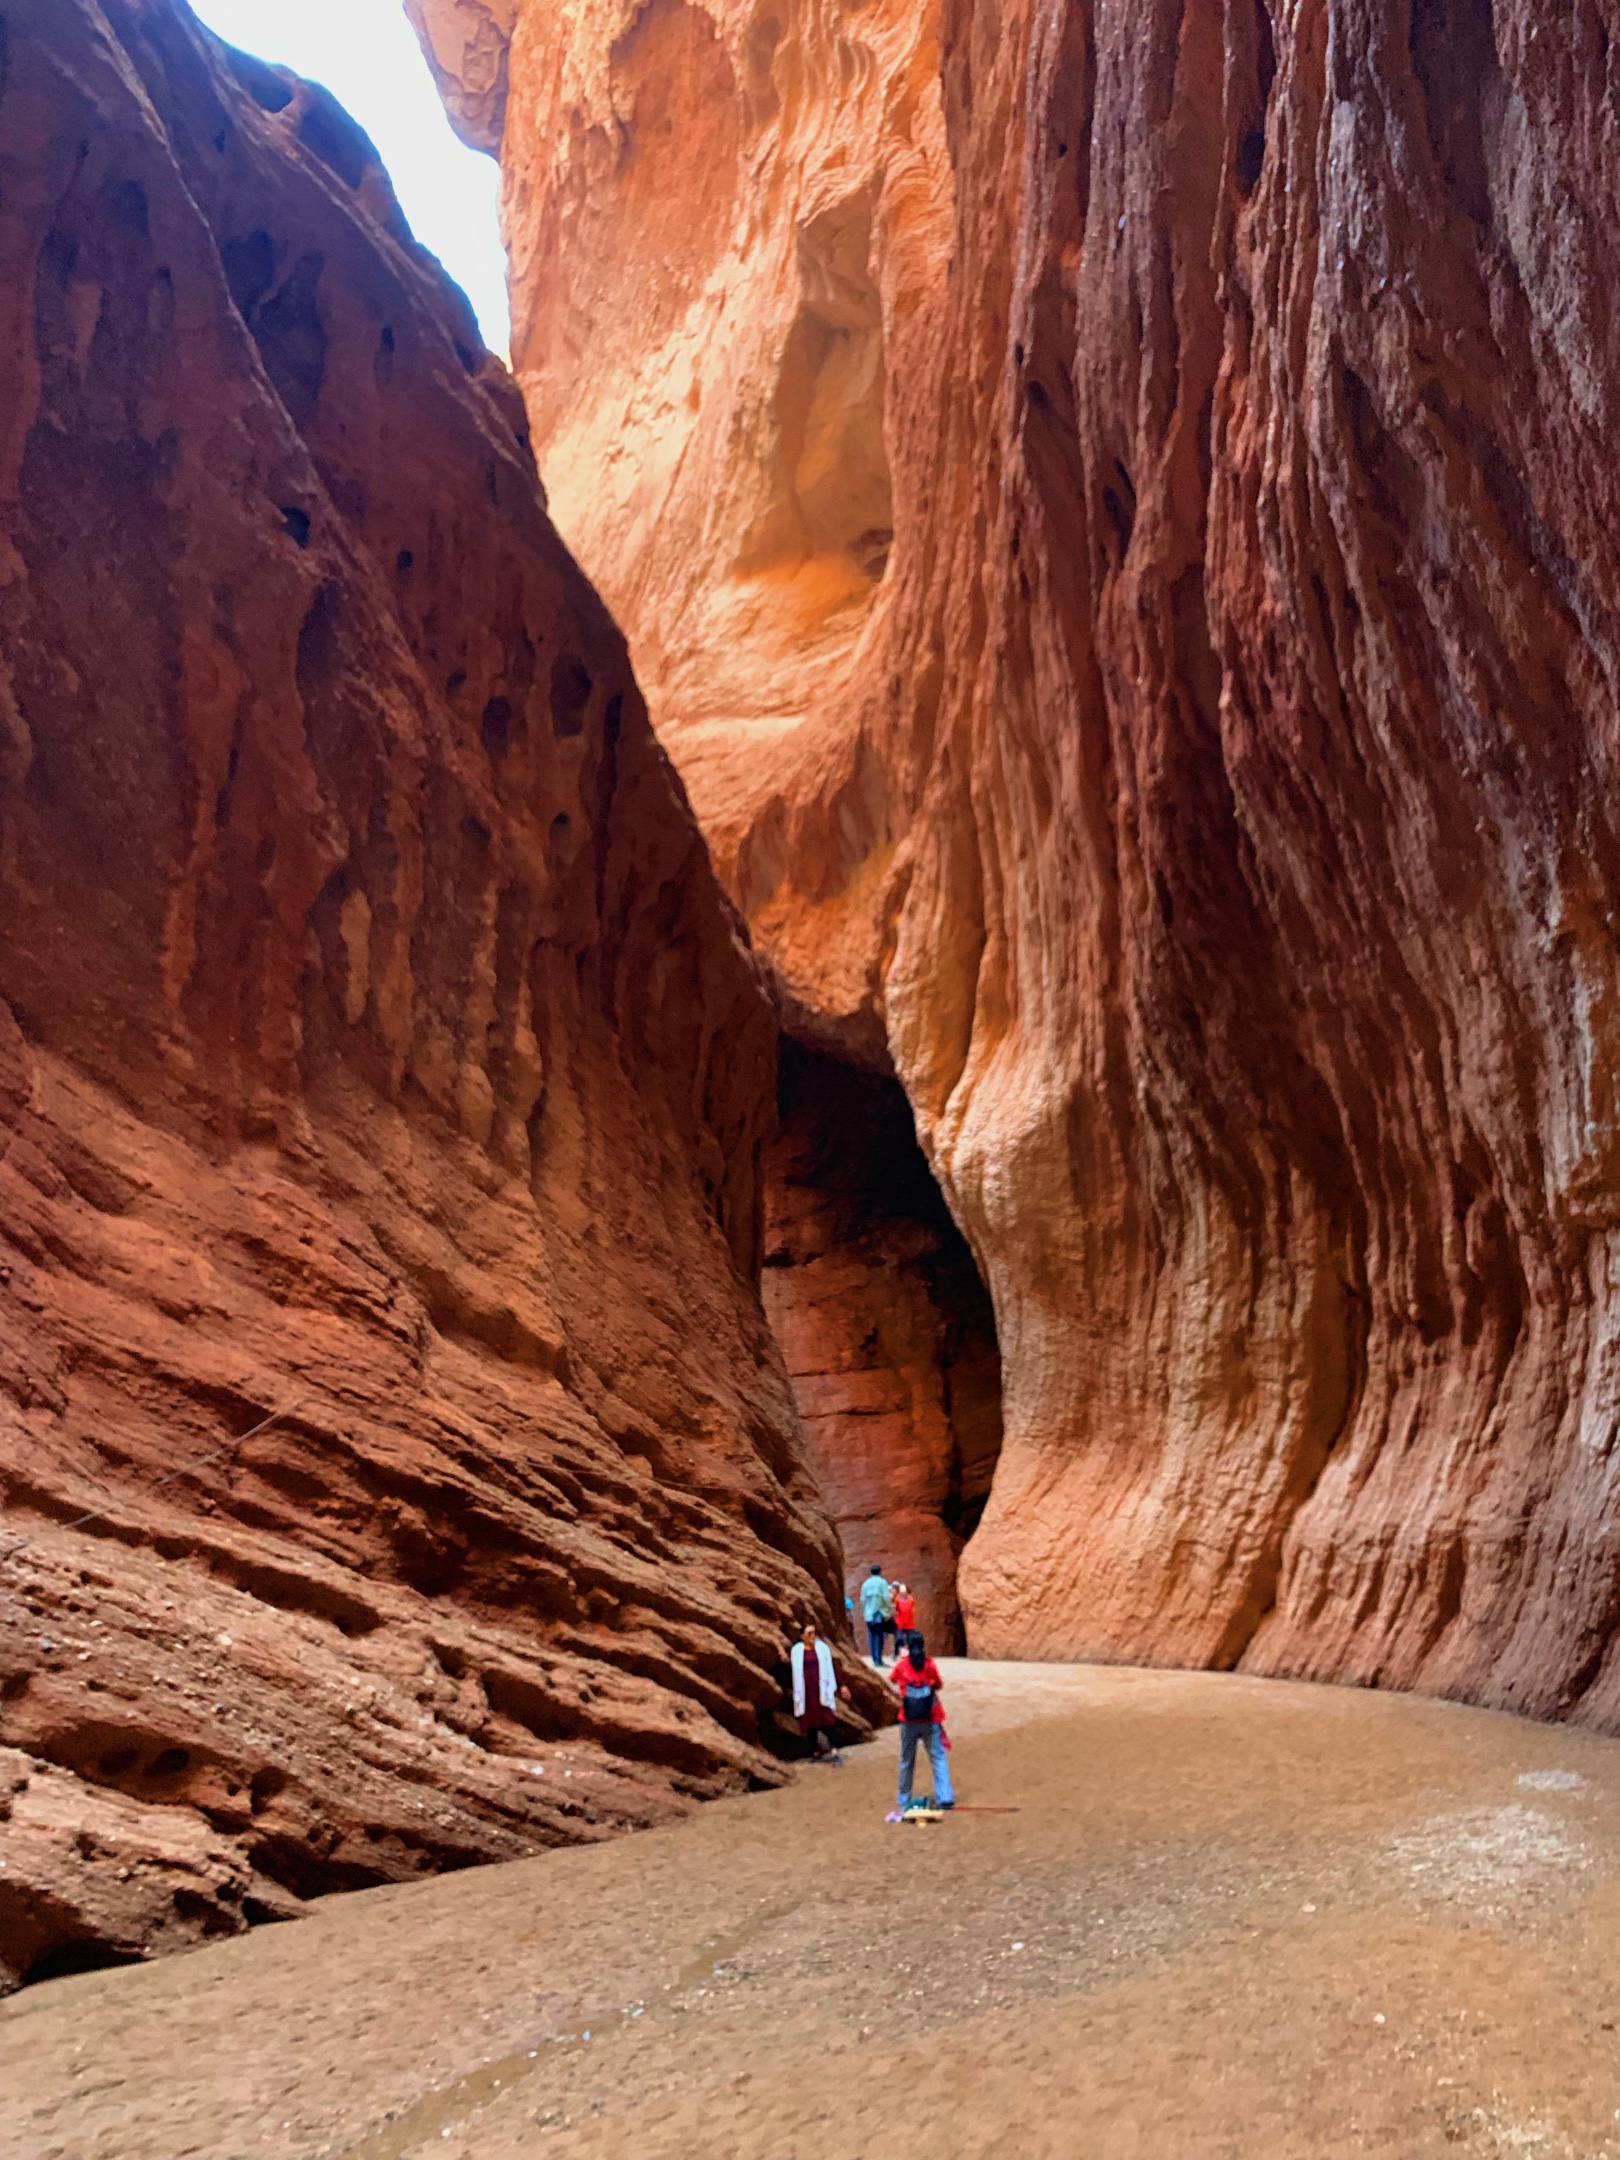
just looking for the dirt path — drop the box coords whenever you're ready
[7,1661,1620,2160]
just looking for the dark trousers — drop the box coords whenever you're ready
[866,1620,889,1662]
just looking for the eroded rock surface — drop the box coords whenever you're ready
[432,0,1620,1723]
[0,0,880,1989]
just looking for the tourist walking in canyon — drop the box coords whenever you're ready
[889,1633,954,1814]
[790,1623,848,1762]
[859,1565,895,1664]
[893,1582,916,1637]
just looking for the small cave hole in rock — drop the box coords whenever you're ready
[761,1041,1003,1654]
[481,694,515,754]
[736,186,893,585]
[21,1939,143,1987]
[550,651,593,737]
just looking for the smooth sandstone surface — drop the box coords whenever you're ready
[422,0,1620,1717]
[0,0,882,1988]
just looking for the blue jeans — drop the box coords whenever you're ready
[898,1720,954,1807]
[866,1620,890,1663]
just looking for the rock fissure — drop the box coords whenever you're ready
[762,1041,1003,1651]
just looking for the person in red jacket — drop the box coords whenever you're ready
[892,1583,916,1635]
[887,1632,953,1813]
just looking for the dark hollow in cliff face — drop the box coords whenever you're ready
[761,1042,1003,1654]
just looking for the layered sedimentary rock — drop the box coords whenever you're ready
[426,0,1620,1727]
[762,1045,1001,1652]
[0,0,881,1989]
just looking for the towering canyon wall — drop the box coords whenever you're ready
[0,0,880,1989]
[421,0,1620,1727]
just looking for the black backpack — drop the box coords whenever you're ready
[901,1676,936,1724]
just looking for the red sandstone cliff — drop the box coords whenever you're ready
[423,0,1620,1726]
[0,0,880,1989]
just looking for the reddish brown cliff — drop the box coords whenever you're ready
[426,0,1620,1728]
[0,0,881,1990]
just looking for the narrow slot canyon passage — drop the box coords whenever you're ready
[760,1041,1002,1654]
[15,1,1620,2151]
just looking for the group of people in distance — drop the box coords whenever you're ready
[786,1560,953,1817]
[855,1562,914,1664]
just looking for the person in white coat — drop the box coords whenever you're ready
[790,1622,849,1761]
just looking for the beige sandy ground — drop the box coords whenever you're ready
[6,1661,1620,2160]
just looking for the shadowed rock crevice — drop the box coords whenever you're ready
[761,1042,1002,1653]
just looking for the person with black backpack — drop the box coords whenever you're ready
[887,1631,953,1814]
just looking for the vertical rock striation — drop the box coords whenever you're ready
[434,0,1620,1727]
[0,0,880,1988]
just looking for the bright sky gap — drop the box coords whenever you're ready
[187,0,510,357]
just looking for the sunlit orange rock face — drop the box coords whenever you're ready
[416,0,940,1059]
[424,0,1620,1729]
[0,0,882,1987]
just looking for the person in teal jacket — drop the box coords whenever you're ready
[858,1564,895,1664]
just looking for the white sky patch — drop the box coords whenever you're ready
[187,0,509,357]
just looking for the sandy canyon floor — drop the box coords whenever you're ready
[6,1661,1620,2160]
